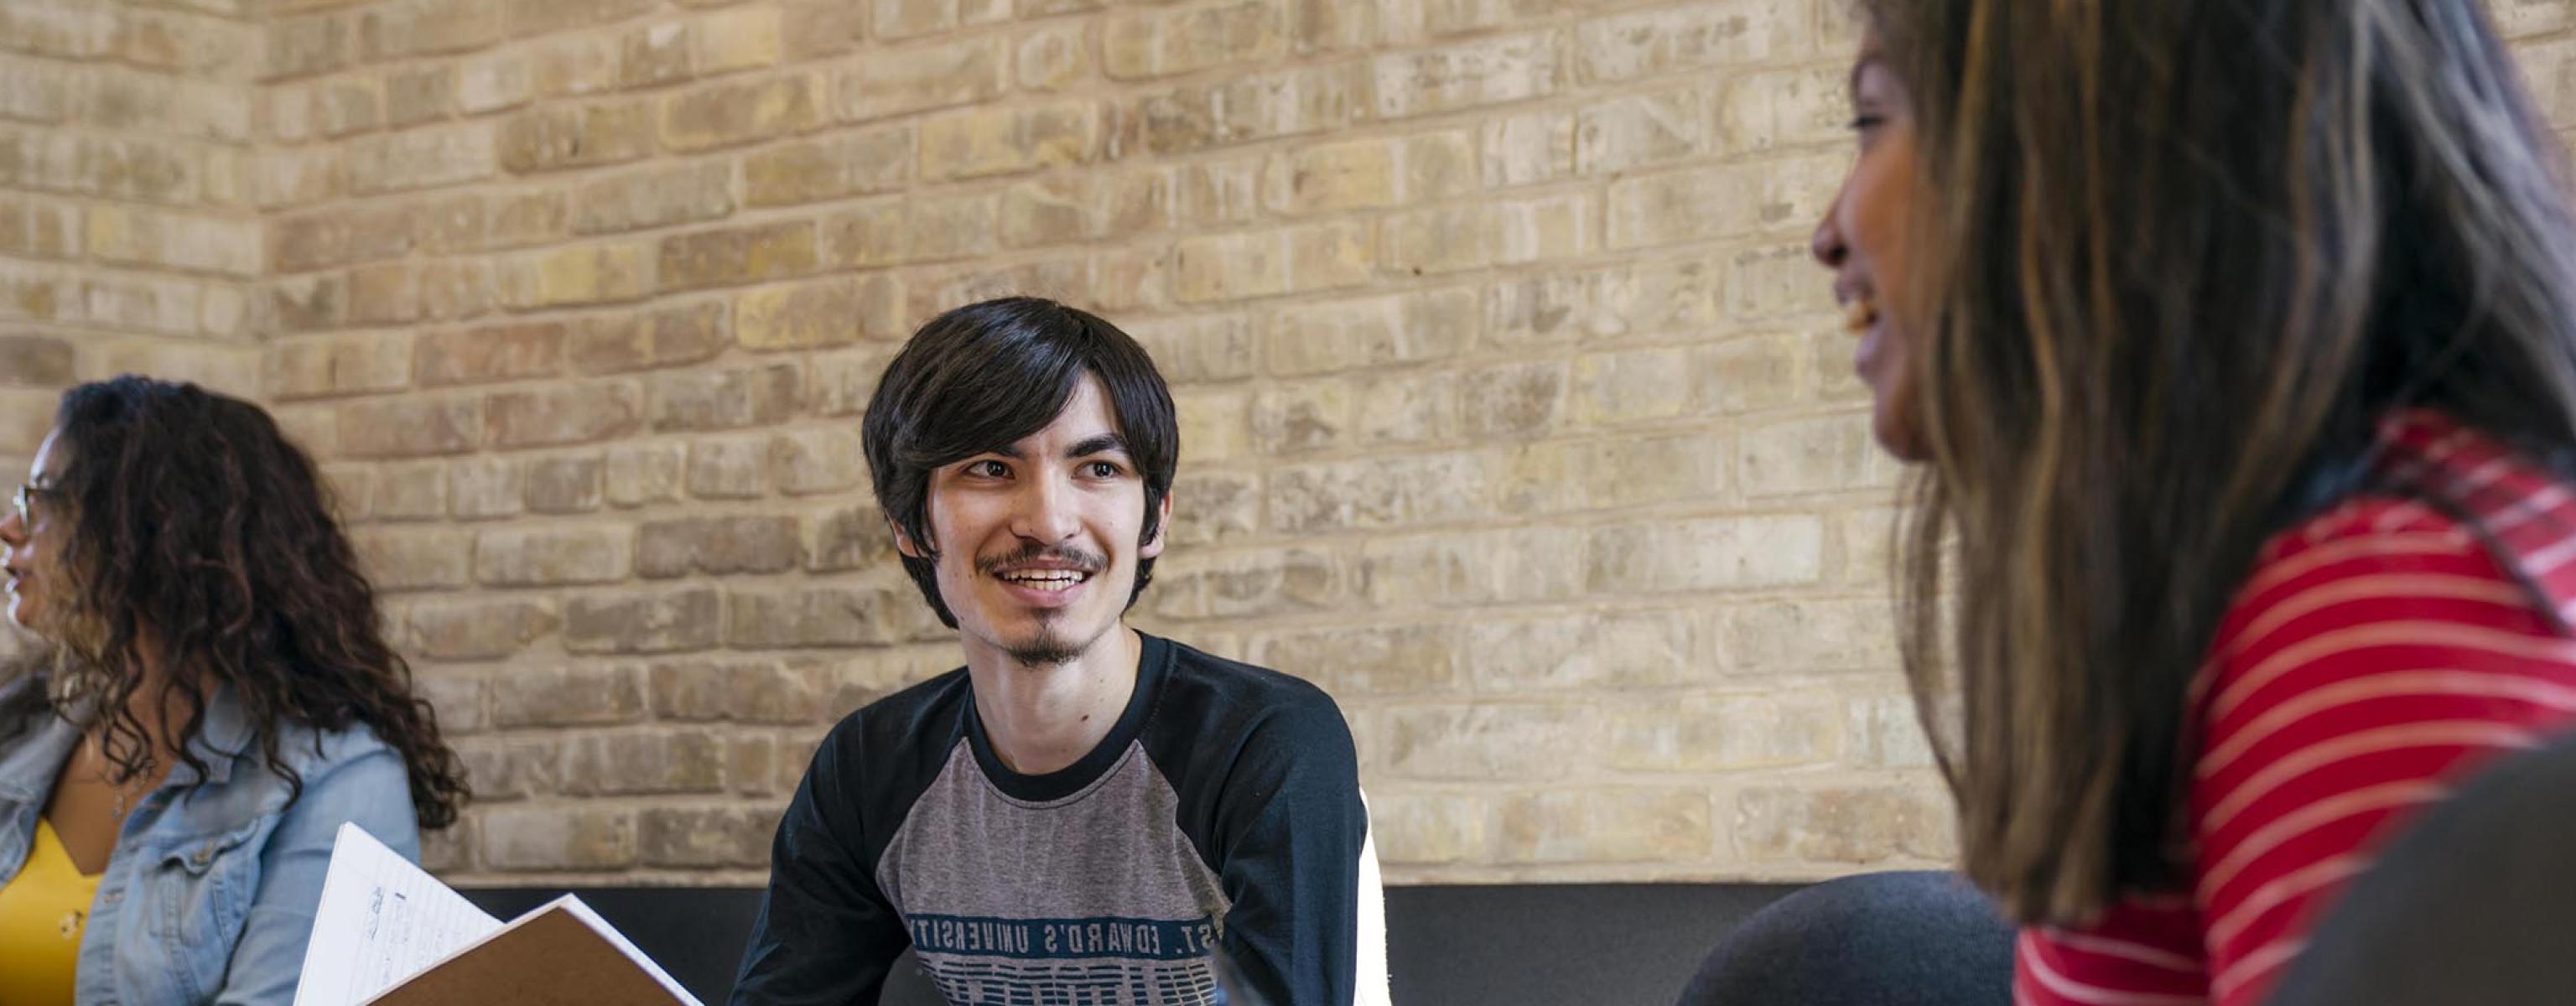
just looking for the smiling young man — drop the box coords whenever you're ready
[731,298,1380,1006]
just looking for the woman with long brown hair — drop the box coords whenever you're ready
[1688,0,2576,1003]
[0,376,466,1005]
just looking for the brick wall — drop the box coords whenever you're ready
[0,0,2572,888]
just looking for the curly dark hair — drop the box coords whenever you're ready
[19,376,466,828]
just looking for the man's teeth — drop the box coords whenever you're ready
[1844,299,1880,333]
[1000,571,1090,590]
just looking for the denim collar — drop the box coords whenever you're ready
[0,675,258,800]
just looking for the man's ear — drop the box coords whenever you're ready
[1140,491,1173,560]
[891,519,927,560]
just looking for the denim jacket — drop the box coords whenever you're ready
[0,677,421,1006]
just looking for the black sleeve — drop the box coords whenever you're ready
[1208,697,1368,1006]
[730,733,911,1006]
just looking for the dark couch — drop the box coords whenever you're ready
[460,883,1804,1006]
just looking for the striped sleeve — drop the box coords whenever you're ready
[2184,500,2576,1006]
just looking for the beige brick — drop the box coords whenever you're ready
[647,364,801,433]
[688,435,771,499]
[1719,65,1848,153]
[506,0,658,37]
[640,806,776,869]
[691,6,782,74]
[1720,597,1900,677]
[1266,287,1475,376]
[573,162,735,236]
[0,334,71,388]
[744,127,913,207]
[873,0,1010,41]
[1499,790,1714,864]
[1247,623,1461,697]
[1500,431,1730,514]
[657,220,818,292]
[823,192,998,269]
[1167,157,1263,229]
[806,501,897,572]
[837,37,1005,122]
[605,443,686,508]
[475,526,631,586]
[1587,516,1825,594]
[1128,314,1257,384]
[1145,547,1339,621]
[385,65,453,127]
[500,243,654,308]
[1848,692,1935,769]
[1577,86,1706,174]
[1115,63,1368,157]
[264,19,354,86]
[1269,451,1499,534]
[1482,109,1575,187]
[527,455,606,514]
[338,397,480,458]
[1458,360,1565,440]
[456,51,532,113]
[354,526,474,590]
[1727,242,1834,321]
[345,122,496,194]
[419,190,568,253]
[736,275,901,350]
[1384,192,1595,274]
[639,516,804,577]
[1734,784,1955,864]
[561,732,726,796]
[571,303,730,375]
[1,129,201,205]
[480,805,637,871]
[651,659,828,723]
[85,206,261,278]
[772,427,865,495]
[486,382,644,448]
[1373,32,1558,120]
[1837,506,1901,585]
[919,101,1096,180]
[663,74,824,153]
[1487,257,1722,347]
[448,457,525,519]
[266,332,413,401]
[416,322,567,388]
[0,4,116,62]
[1694,334,1810,414]
[1385,706,1587,780]
[564,588,723,654]
[499,101,655,174]
[408,597,559,661]
[1164,470,1258,548]
[726,585,941,648]
[1371,793,1491,867]
[1104,1,1285,80]
[1607,155,1843,249]
[456,737,557,801]
[1605,693,1840,772]
[622,22,693,90]
[1171,231,1285,303]
[1265,137,1397,215]
[1576,0,1814,84]
[415,671,486,734]
[1015,21,1091,92]
[1467,609,1696,692]
[531,34,621,97]
[360,0,502,59]
[1739,413,1898,497]
[1250,381,1350,456]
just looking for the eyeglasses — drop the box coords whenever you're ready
[10,483,57,525]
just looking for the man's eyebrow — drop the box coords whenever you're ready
[1063,434,1129,459]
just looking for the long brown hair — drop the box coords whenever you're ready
[1872,0,2576,922]
[22,376,466,828]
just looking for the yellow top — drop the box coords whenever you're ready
[0,819,102,1006]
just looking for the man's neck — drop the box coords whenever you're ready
[964,625,1144,776]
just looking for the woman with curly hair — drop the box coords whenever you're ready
[0,376,467,1005]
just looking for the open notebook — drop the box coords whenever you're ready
[291,823,703,1006]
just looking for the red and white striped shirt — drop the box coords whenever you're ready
[2017,412,2576,1006]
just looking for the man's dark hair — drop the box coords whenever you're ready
[861,297,1180,628]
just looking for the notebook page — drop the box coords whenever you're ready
[291,822,504,1006]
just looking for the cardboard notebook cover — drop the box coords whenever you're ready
[366,905,691,1006]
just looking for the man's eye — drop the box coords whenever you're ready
[1086,461,1123,478]
[965,460,1009,478]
